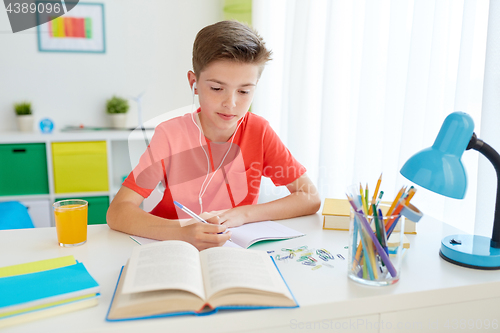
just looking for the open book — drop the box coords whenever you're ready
[130,220,305,248]
[106,241,298,320]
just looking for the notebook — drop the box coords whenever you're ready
[130,220,305,248]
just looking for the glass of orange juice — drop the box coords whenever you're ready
[53,199,88,247]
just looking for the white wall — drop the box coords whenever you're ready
[0,0,223,132]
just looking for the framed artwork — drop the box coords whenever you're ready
[37,2,105,53]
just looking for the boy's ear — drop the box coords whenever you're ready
[187,70,197,89]
[188,71,197,99]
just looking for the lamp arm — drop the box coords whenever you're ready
[467,133,500,248]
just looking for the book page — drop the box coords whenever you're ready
[130,236,244,248]
[199,247,292,301]
[222,240,243,248]
[229,221,305,248]
[121,241,205,300]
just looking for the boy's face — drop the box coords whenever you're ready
[194,60,260,141]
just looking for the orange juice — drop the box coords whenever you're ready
[54,200,88,247]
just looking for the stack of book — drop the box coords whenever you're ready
[0,255,100,329]
[321,198,417,234]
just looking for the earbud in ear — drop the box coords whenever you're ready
[192,82,197,97]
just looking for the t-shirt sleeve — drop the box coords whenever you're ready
[262,123,306,186]
[122,127,170,198]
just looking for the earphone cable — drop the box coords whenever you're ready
[189,82,242,214]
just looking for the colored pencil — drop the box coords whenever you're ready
[369,173,383,214]
[359,184,366,214]
[348,194,367,271]
[386,186,406,219]
[385,198,407,233]
[365,183,369,214]
[386,215,402,238]
[362,257,368,279]
[386,187,417,236]
[405,186,416,204]
[352,213,359,265]
[348,193,375,280]
[347,195,397,277]
[363,228,378,280]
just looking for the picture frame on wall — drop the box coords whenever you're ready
[37,2,106,53]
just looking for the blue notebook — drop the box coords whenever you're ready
[0,262,100,315]
[106,241,298,321]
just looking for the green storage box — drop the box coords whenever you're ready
[55,196,109,225]
[52,141,109,193]
[0,143,49,196]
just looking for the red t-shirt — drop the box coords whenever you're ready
[123,110,306,219]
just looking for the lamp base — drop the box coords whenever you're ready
[440,235,500,270]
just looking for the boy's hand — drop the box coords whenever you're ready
[182,222,231,251]
[205,210,228,225]
[211,206,248,228]
[179,211,224,227]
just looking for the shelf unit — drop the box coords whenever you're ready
[0,130,153,227]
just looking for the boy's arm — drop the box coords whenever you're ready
[213,173,321,228]
[107,186,231,250]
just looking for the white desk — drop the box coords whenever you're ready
[2,214,500,333]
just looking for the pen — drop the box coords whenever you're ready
[375,191,384,207]
[373,204,383,246]
[378,208,388,255]
[174,201,224,235]
[174,201,209,223]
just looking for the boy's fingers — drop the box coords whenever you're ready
[201,222,227,233]
[206,215,222,224]
[200,231,231,245]
[217,231,232,245]
[216,223,228,233]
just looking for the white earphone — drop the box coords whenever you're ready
[191,82,197,101]
[188,79,243,214]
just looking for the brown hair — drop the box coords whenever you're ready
[192,20,272,78]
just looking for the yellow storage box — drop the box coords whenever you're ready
[52,141,109,193]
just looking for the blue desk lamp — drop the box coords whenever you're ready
[400,112,500,269]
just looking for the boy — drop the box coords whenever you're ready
[107,21,320,250]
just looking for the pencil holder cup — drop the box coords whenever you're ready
[347,207,405,286]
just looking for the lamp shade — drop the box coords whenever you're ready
[400,112,474,199]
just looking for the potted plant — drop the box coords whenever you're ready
[14,102,34,132]
[106,96,129,129]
